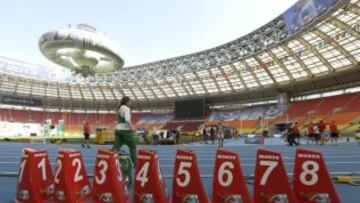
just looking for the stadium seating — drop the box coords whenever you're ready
[277,93,360,135]
[315,94,354,115]
[342,94,360,112]
[163,120,205,132]
[1,92,360,137]
[210,105,281,121]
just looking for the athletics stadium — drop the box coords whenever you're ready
[0,0,359,202]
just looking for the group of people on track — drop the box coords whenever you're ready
[202,122,225,148]
[286,120,339,146]
[307,120,339,144]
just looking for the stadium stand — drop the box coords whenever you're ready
[1,92,360,137]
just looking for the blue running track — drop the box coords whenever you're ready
[0,138,359,202]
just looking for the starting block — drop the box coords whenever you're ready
[213,149,252,203]
[172,149,210,203]
[15,148,54,203]
[53,148,92,203]
[254,149,298,203]
[93,149,130,203]
[134,149,170,203]
[294,148,341,203]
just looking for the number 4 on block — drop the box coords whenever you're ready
[134,149,169,203]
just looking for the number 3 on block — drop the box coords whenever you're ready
[176,162,192,187]
[259,160,278,185]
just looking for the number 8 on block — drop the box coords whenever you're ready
[294,148,341,203]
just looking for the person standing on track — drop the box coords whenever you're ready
[293,122,301,143]
[112,96,137,166]
[286,124,299,146]
[307,121,315,143]
[313,124,320,145]
[82,121,91,148]
[318,120,326,145]
[330,120,339,144]
[175,127,181,144]
[218,121,225,148]
[210,127,216,144]
[202,127,208,144]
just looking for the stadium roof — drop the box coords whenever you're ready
[0,0,359,110]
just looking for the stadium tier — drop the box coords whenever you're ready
[1,92,360,137]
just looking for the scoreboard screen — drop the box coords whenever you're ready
[175,99,204,119]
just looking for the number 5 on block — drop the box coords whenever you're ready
[294,148,340,203]
[254,149,298,203]
[172,149,210,203]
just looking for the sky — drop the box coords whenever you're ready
[0,0,298,68]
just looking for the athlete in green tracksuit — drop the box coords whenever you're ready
[112,96,137,166]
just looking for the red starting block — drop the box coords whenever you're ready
[15,148,54,203]
[212,149,252,203]
[53,148,92,203]
[134,149,170,203]
[294,148,341,203]
[93,149,130,203]
[254,149,298,203]
[172,149,210,203]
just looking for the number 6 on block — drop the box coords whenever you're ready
[172,149,210,203]
[212,149,252,203]
[254,149,298,203]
